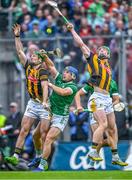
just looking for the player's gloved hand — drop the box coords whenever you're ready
[48,82,53,88]
[39,49,47,56]
[113,102,125,112]
[42,102,50,111]
[66,23,74,31]
[74,106,84,115]
[37,49,48,62]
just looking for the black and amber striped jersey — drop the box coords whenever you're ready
[24,61,48,101]
[86,52,112,91]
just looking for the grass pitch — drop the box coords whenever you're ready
[0,171,132,179]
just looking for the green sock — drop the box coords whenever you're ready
[36,150,42,157]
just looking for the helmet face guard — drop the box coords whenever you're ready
[35,51,45,62]
[97,46,110,60]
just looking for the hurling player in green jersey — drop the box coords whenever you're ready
[29,51,78,171]
[75,79,128,168]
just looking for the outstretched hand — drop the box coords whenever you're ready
[12,24,21,36]
[39,49,48,57]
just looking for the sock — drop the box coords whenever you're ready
[38,158,48,170]
[111,149,118,155]
[92,142,98,150]
[111,149,119,158]
[36,150,42,158]
[14,147,22,159]
[89,159,95,168]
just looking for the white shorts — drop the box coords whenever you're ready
[24,99,50,120]
[88,92,114,114]
[50,114,69,132]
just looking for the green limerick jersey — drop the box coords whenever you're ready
[82,79,118,97]
[50,73,78,116]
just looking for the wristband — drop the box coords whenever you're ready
[15,35,20,37]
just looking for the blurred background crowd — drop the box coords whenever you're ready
[0,0,132,169]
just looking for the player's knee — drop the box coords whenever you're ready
[100,121,108,130]
[109,124,117,135]
[108,129,116,137]
[20,126,29,137]
[41,132,46,142]
[45,135,54,145]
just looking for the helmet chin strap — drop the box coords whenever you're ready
[29,60,41,66]
[98,54,109,60]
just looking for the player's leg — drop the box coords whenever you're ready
[88,93,108,161]
[88,116,98,169]
[5,99,39,165]
[28,122,42,168]
[5,115,35,165]
[28,104,51,169]
[88,109,108,161]
[34,114,68,171]
[107,112,128,166]
[35,127,61,171]
[32,122,42,157]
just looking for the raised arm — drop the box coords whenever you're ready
[39,50,58,78]
[66,23,91,58]
[12,24,27,66]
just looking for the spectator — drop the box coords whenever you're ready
[6,102,22,155]
[87,5,103,30]
[21,14,32,28]
[114,20,126,36]
[115,108,129,140]
[28,9,45,31]
[15,2,32,24]
[0,104,7,128]
[88,0,105,17]
[79,17,92,37]
[92,24,102,35]
[43,15,57,37]
[103,13,116,34]
[0,0,13,9]
[72,11,81,32]
[102,23,112,45]
[33,0,47,10]
[127,20,132,38]
[25,19,44,38]
[69,106,89,141]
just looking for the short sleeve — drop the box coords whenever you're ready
[110,80,119,96]
[39,68,49,81]
[82,84,93,94]
[67,84,78,95]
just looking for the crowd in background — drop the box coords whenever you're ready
[0,0,132,38]
[0,0,131,84]
[0,0,132,167]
